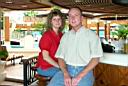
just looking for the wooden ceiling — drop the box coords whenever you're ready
[0,0,128,19]
[51,0,128,18]
[0,0,52,10]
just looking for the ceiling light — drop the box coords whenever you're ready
[75,0,83,3]
[5,0,13,4]
[21,5,28,8]
[100,7,104,10]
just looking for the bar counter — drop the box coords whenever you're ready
[6,47,40,57]
[6,45,128,66]
[94,51,128,86]
[100,52,128,67]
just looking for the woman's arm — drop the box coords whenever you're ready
[42,50,59,68]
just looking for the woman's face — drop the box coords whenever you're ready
[51,15,62,30]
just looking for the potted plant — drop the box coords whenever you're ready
[0,50,8,60]
[112,24,128,39]
[112,24,128,52]
[32,22,47,34]
[0,46,8,84]
[0,46,8,61]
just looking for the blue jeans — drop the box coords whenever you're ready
[48,64,94,86]
[37,67,59,77]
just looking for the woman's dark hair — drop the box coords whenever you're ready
[46,9,65,32]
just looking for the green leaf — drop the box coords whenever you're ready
[112,24,128,39]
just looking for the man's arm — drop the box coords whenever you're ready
[58,58,72,86]
[72,58,99,86]
[78,58,99,77]
[58,58,68,74]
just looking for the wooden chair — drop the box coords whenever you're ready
[22,56,51,86]
[31,66,51,86]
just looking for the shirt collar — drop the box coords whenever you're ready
[70,26,85,33]
[50,29,62,37]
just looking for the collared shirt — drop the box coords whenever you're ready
[36,30,63,70]
[55,26,103,66]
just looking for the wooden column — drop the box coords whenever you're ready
[104,23,107,39]
[107,23,110,39]
[0,12,2,47]
[4,16,10,41]
[0,28,1,47]
[96,22,99,36]
[82,17,88,28]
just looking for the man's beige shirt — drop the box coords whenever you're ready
[55,26,103,66]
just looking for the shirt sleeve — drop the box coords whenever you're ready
[39,33,51,51]
[55,33,67,59]
[90,32,103,58]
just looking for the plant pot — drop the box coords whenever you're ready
[118,39,125,51]
[123,38,128,53]
[124,44,128,53]
[0,61,6,84]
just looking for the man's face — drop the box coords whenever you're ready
[68,8,82,28]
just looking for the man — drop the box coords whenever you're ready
[48,7,103,86]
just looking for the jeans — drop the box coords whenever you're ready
[48,64,94,86]
[37,67,59,77]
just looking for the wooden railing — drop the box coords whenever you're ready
[22,56,37,86]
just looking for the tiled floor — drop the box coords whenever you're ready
[0,59,23,86]
[5,64,23,81]
[0,81,23,86]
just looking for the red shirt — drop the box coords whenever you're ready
[36,30,63,70]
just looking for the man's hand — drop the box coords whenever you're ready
[71,73,83,86]
[72,77,81,86]
[64,72,72,86]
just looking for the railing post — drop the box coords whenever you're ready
[22,59,28,86]
[22,56,37,86]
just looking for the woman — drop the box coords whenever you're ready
[36,9,65,77]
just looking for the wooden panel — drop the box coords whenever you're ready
[94,63,128,86]
[0,0,51,10]
[4,16,10,41]
[51,0,128,18]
